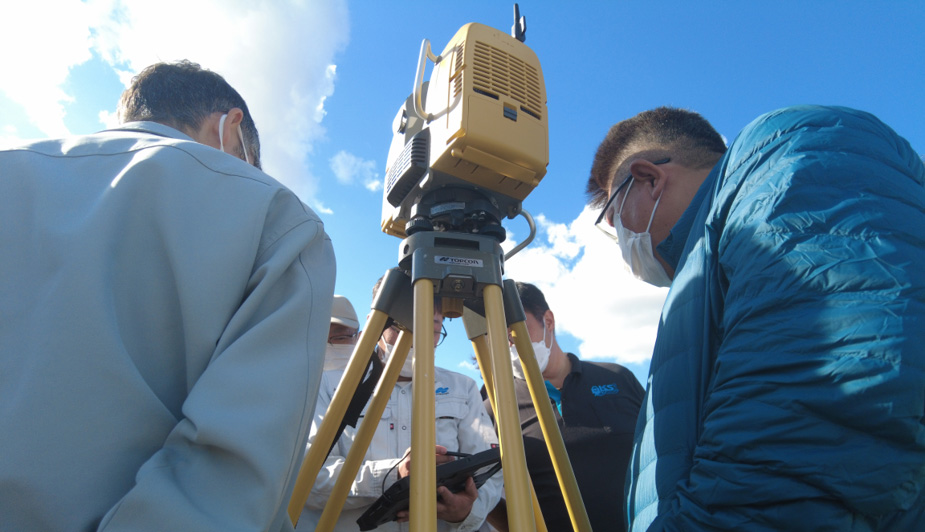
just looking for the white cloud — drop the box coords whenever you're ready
[504,206,668,365]
[96,0,350,205]
[0,0,350,207]
[329,150,381,190]
[314,201,333,216]
[0,1,94,138]
[98,110,119,130]
[457,359,478,372]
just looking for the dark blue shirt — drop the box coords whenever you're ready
[482,353,644,532]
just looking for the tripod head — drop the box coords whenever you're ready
[405,186,507,243]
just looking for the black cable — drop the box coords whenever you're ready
[381,447,412,493]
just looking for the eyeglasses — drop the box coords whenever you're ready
[384,324,448,347]
[328,331,359,344]
[436,325,448,347]
[594,157,670,240]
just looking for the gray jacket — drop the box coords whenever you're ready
[0,122,336,531]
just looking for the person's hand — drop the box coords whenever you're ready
[395,446,476,523]
[397,445,453,479]
[436,475,478,523]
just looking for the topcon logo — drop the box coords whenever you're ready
[435,256,483,267]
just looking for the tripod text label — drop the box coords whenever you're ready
[435,256,483,267]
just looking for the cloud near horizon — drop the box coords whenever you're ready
[503,206,668,365]
[0,1,93,138]
[0,0,350,209]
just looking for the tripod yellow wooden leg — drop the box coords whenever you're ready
[409,279,437,532]
[511,321,592,532]
[314,330,411,531]
[483,284,536,532]
[287,310,390,524]
[473,335,548,532]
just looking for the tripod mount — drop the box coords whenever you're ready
[288,206,592,531]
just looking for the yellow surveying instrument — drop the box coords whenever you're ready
[289,5,592,531]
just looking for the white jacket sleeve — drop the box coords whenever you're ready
[304,371,403,510]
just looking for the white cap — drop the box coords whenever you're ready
[330,295,359,329]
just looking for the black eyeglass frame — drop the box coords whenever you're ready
[436,324,448,347]
[384,324,448,347]
[594,157,671,233]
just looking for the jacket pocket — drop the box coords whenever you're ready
[435,399,467,448]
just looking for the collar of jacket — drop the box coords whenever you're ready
[656,164,720,273]
[104,121,194,142]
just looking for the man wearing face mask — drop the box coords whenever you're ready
[0,60,335,531]
[482,282,644,532]
[299,278,502,531]
[325,295,361,371]
[587,106,925,531]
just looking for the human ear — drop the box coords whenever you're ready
[543,310,555,334]
[629,159,668,200]
[220,108,245,143]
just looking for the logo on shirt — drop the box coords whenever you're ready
[591,383,620,397]
[435,386,450,395]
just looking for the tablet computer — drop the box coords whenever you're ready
[356,446,502,531]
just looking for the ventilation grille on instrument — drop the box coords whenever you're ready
[454,39,543,120]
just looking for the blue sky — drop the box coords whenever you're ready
[2,1,922,386]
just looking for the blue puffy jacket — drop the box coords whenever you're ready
[626,106,925,531]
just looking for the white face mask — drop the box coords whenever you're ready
[323,343,354,372]
[383,342,415,379]
[218,113,251,165]
[510,319,551,380]
[614,179,673,287]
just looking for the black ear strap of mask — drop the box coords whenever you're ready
[326,320,391,457]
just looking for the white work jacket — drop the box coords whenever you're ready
[299,365,502,531]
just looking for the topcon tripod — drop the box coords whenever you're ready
[287,202,593,531]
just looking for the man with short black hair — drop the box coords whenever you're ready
[118,59,262,168]
[484,282,644,532]
[588,105,925,530]
[0,60,335,531]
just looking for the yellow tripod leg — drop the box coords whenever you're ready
[314,330,411,531]
[472,335,548,532]
[483,284,536,532]
[511,321,592,532]
[471,335,494,408]
[409,279,437,532]
[288,310,389,524]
